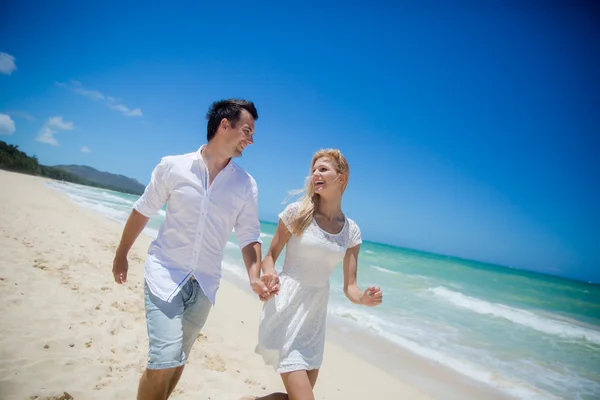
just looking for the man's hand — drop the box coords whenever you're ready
[250,269,280,302]
[261,269,280,298]
[360,286,383,307]
[250,277,270,301]
[112,255,129,284]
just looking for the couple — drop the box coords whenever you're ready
[112,98,383,400]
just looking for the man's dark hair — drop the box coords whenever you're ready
[206,99,259,142]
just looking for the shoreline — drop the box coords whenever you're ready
[224,270,513,400]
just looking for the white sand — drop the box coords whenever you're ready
[0,170,431,400]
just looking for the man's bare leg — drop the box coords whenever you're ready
[137,368,177,400]
[166,365,185,398]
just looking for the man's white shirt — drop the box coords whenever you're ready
[133,145,261,304]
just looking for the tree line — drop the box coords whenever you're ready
[0,140,143,195]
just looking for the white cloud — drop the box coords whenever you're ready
[0,52,16,75]
[0,114,17,135]
[2,110,34,120]
[56,80,143,117]
[47,116,74,130]
[36,116,75,146]
[81,146,91,153]
[0,113,16,135]
[37,126,59,146]
[71,80,105,101]
[74,87,106,101]
[107,101,143,117]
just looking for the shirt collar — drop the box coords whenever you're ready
[194,144,235,173]
[194,144,206,160]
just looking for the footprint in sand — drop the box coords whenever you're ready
[29,392,74,400]
[94,381,109,391]
[104,362,134,379]
[111,301,128,312]
[127,284,141,292]
[203,354,226,372]
[71,256,88,265]
[103,243,117,251]
[33,259,48,270]
[110,300,142,315]
[196,332,208,342]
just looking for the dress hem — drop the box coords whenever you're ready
[255,344,322,374]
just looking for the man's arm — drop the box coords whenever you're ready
[256,218,290,300]
[112,158,170,284]
[241,241,270,299]
[112,209,150,283]
[115,210,150,258]
[234,177,270,299]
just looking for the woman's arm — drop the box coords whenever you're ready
[259,219,292,299]
[343,244,383,306]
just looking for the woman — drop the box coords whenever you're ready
[244,149,383,400]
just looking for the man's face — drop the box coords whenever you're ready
[221,109,255,158]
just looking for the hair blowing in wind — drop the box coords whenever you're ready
[286,149,350,235]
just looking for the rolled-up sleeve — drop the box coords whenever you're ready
[133,158,171,218]
[234,176,262,248]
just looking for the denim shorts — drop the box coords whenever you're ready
[144,278,212,369]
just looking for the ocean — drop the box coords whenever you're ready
[47,181,600,400]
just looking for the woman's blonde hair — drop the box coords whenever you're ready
[287,149,350,235]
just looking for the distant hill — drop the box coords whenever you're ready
[53,165,146,195]
[0,140,145,196]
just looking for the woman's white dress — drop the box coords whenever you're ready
[255,201,362,373]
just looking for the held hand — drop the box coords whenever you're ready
[251,270,280,302]
[261,270,280,297]
[112,255,129,284]
[360,286,383,307]
[250,277,271,301]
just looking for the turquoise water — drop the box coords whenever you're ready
[49,181,600,400]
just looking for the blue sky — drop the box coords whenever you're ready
[1,1,598,282]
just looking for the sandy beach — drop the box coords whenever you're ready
[0,170,432,400]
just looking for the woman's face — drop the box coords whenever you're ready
[311,157,344,196]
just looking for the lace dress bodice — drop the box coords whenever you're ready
[279,201,361,286]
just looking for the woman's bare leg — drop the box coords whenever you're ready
[278,369,320,400]
[306,369,319,388]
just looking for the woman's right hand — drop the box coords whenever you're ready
[261,268,280,299]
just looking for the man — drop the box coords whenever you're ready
[112,99,277,400]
